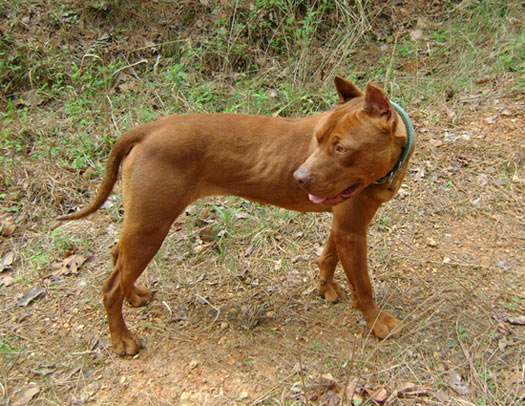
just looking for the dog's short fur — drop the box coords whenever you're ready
[59,77,414,355]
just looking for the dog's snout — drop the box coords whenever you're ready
[293,167,312,187]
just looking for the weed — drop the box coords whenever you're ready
[457,324,470,341]
[50,229,84,254]
[0,339,18,358]
[311,341,322,352]
[504,296,521,311]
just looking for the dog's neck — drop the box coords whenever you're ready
[374,102,414,184]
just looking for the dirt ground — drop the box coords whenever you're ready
[1,1,525,404]
[1,90,524,405]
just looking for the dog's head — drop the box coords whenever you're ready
[293,77,406,205]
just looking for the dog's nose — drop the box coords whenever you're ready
[293,167,311,187]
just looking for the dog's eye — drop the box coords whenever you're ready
[335,144,347,154]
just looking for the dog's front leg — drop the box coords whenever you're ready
[332,199,400,339]
[317,231,345,303]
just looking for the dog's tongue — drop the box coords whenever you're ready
[308,194,327,204]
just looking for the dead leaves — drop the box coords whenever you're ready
[304,374,435,405]
[1,251,15,272]
[16,287,45,307]
[394,382,431,398]
[447,371,470,396]
[10,383,40,406]
[0,273,15,287]
[506,315,525,326]
[0,214,16,237]
[50,253,90,278]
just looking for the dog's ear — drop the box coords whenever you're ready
[363,83,391,117]
[334,76,362,103]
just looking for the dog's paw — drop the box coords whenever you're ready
[368,311,400,339]
[319,280,344,303]
[112,332,141,356]
[126,285,152,308]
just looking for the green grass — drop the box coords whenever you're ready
[2,1,521,176]
[0,0,523,251]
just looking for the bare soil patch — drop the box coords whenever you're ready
[1,95,524,405]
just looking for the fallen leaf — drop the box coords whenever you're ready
[498,337,511,352]
[429,139,443,147]
[448,371,469,395]
[477,174,489,187]
[16,287,45,307]
[11,383,40,406]
[345,378,358,400]
[31,365,56,376]
[319,373,338,389]
[51,254,88,277]
[412,166,426,181]
[445,106,457,121]
[1,251,14,272]
[274,259,282,271]
[471,197,482,209]
[319,390,341,406]
[396,382,430,397]
[410,29,423,41]
[72,381,101,404]
[0,214,16,237]
[484,115,497,124]
[244,244,255,257]
[198,225,218,242]
[267,89,278,98]
[292,255,309,263]
[506,315,525,325]
[496,321,511,335]
[368,386,388,403]
[435,390,450,402]
[502,367,524,387]
[496,260,512,271]
[0,274,15,287]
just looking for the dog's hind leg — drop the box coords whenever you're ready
[104,213,180,355]
[103,151,194,355]
[111,244,151,307]
[317,230,344,303]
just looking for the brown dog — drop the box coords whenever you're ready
[59,77,414,355]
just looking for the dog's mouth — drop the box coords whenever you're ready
[308,182,363,206]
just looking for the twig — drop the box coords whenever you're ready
[70,350,96,356]
[298,354,309,406]
[251,371,296,405]
[384,32,400,91]
[456,317,487,396]
[162,300,173,318]
[81,53,104,66]
[112,59,148,77]
[106,94,120,134]
[153,54,161,76]
[194,294,221,324]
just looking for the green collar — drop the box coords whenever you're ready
[374,101,415,184]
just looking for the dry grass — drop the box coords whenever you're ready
[1,1,524,405]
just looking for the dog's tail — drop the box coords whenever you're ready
[57,129,145,221]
